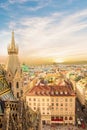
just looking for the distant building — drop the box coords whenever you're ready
[76,77,87,106]
[26,78,76,126]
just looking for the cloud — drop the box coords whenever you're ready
[0,2,9,9]
[0,0,28,10]
[8,21,17,29]
[0,0,51,11]
[2,8,87,61]
[68,0,75,3]
[8,0,29,4]
[27,0,51,11]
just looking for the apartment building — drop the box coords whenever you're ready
[26,78,76,125]
[76,77,87,106]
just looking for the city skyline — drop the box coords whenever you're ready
[0,0,87,64]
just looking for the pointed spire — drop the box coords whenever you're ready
[11,30,15,49]
[8,31,18,55]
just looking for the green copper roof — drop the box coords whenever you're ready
[21,64,29,72]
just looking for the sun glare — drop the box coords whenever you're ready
[54,58,64,63]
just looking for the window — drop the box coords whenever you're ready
[70,103,72,106]
[52,103,54,106]
[51,107,54,110]
[47,99,49,101]
[65,91,67,95]
[9,82,12,89]
[70,98,72,102]
[47,108,49,110]
[56,103,58,106]
[60,98,63,102]
[56,98,58,102]
[33,98,36,101]
[16,82,19,88]
[60,108,63,111]
[65,117,67,120]
[42,103,45,106]
[42,99,44,101]
[21,90,23,96]
[65,103,67,106]
[60,91,63,94]
[38,103,40,106]
[17,92,19,98]
[43,108,45,110]
[38,99,40,101]
[51,98,54,102]
[55,91,58,95]
[29,98,31,101]
[65,98,68,102]
[69,117,73,120]
[34,103,36,106]
[65,108,68,111]
[60,103,63,106]
[34,107,36,110]
[47,103,49,106]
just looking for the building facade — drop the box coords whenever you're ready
[76,77,87,106]
[0,65,40,130]
[26,79,76,126]
[6,31,23,99]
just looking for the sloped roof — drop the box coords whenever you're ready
[21,64,29,72]
[26,79,75,97]
[0,66,16,101]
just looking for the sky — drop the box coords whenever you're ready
[0,0,87,64]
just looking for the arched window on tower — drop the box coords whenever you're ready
[9,82,12,89]
[16,82,19,88]
[17,92,19,98]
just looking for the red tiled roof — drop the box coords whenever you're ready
[26,80,75,96]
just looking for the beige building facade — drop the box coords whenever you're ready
[6,31,24,100]
[76,78,87,106]
[26,81,76,125]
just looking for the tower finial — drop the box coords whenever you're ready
[11,30,15,48]
[8,31,18,55]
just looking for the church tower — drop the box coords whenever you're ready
[7,31,20,75]
[6,31,23,100]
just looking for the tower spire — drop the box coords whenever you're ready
[8,31,18,55]
[11,30,15,49]
[7,31,20,75]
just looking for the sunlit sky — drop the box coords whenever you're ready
[0,0,87,64]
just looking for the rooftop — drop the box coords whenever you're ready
[26,79,75,96]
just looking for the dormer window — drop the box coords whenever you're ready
[65,91,67,95]
[55,91,58,95]
[37,91,40,95]
[46,91,49,95]
[60,91,63,95]
[42,91,44,95]
[51,91,54,95]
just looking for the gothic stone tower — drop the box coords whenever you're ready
[7,31,20,74]
[6,31,23,100]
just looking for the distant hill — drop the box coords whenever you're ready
[53,60,87,65]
